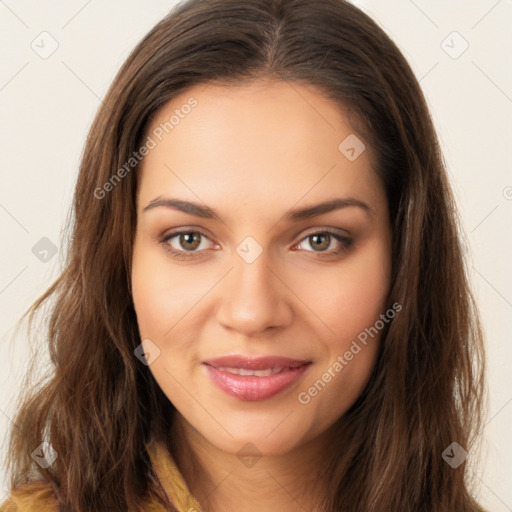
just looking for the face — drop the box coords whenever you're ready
[131,79,392,457]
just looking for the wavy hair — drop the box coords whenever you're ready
[3,0,486,510]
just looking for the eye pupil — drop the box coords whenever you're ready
[180,232,201,250]
[310,233,330,251]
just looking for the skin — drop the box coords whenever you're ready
[131,78,392,512]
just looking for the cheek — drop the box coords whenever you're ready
[131,244,203,396]
[131,254,171,337]
[293,237,391,343]
[292,237,390,409]
[131,240,204,338]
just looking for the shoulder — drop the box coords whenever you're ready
[0,481,59,512]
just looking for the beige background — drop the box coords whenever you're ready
[1,0,511,509]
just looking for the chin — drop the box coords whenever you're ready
[199,418,314,460]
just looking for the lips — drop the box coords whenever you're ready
[204,355,310,370]
[202,355,312,401]
[213,366,284,377]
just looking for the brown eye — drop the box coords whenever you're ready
[295,230,353,256]
[178,232,201,251]
[161,230,216,256]
[308,233,331,251]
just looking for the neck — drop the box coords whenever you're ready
[171,414,336,512]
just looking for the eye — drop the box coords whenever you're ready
[160,229,217,258]
[294,230,353,255]
[159,228,353,260]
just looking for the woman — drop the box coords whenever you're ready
[1,0,486,510]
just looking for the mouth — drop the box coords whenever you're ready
[202,355,312,401]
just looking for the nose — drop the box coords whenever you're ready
[216,251,294,336]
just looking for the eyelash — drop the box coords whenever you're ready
[159,228,353,260]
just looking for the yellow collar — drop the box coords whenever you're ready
[147,439,204,512]
[0,440,203,512]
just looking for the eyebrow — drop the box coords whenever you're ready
[143,196,373,222]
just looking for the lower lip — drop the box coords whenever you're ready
[204,363,311,401]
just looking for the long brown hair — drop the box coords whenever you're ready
[3,0,486,510]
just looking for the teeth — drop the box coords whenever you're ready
[216,366,284,376]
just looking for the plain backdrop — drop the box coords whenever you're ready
[1,0,511,509]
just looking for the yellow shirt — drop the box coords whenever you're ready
[0,440,203,512]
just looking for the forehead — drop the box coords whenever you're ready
[137,80,385,218]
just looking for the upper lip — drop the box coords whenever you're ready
[203,355,312,370]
